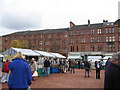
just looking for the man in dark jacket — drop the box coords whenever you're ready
[95,61,101,79]
[105,58,111,70]
[104,53,120,89]
[44,59,50,77]
[84,61,90,78]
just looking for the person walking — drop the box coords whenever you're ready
[8,52,32,89]
[1,60,9,84]
[44,59,50,77]
[95,61,101,79]
[78,60,80,69]
[104,53,120,89]
[30,58,38,80]
[84,61,90,78]
[70,60,76,74]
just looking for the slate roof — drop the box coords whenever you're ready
[70,23,103,30]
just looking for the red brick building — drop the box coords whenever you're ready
[1,19,120,57]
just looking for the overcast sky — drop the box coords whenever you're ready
[0,0,120,36]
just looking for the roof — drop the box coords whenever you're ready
[35,50,55,58]
[43,28,68,34]
[70,23,103,30]
[2,48,40,56]
[50,52,66,58]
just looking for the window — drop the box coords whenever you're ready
[98,45,102,51]
[119,28,120,32]
[90,37,94,42]
[76,46,79,51]
[76,39,79,44]
[112,28,115,33]
[119,36,120,41]
[70,46,74,52]
[39,48,43,50]
[90,45,94,51]
[70,39,74,43]
[70,31,75,35]
[98,36,102,42]
[81,37,85,43]
[76,31,79,35]
[112,36,115,42]
[45,42,49,45]
[39,41,42,45]
[109,28,112,33]
[81,30,85,35]
[81,45,85,51]
[90,30,94,34]
[97,29,102,34]
[119,45,120,51]
[106,36,115,42]
[106,28,108,33]
[63,34,67,37]
[106,45,115,51]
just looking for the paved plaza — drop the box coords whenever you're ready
[2,69,104,88]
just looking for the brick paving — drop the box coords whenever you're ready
[2,69,104,88]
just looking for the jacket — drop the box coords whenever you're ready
[30,61,37,72]
[104,63,120,89]
[44,60,50,67]
[4,62,9,73]
[8,58,32,88]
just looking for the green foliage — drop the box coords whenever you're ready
[10,40,29,49]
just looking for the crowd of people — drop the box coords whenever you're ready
[0,51,120,89]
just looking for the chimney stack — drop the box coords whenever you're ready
[70,21,75,28]
[88,19,90,26]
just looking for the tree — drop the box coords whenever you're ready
[21,40,29,49]
[49,39,63,53]
[10,40,22,48]
[10,40,29,49]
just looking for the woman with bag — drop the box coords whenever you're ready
[30,58,38,80]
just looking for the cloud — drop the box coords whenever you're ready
[2,12,41,30]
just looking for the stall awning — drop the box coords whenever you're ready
[103,56,112,60]
[88,56,102,60]
[35,50,55,58]
[50,53,66,58]
[67,55,82,59]
[2,48,40,56]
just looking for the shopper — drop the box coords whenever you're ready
[70,60,76,74]
[84,61,90,78]
[104,53,120,89]
[95,61,101,79]
[44,58,50,77]
[1,60,9,83]
[30,58,37,74]
[8,52,32,89]
[105,58,111,70]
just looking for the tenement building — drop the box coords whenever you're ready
[1,19,120,59]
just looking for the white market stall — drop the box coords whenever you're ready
[2,48,40,61]
[49,52,66,59]
[67,55,82,60]
[35,50,55,58]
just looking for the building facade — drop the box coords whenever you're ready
[1,19,120,57]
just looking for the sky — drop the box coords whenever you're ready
[0,0,120,36]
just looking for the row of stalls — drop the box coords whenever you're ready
[1,48,66,77]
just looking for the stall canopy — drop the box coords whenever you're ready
[103,56,112,60]
[67,55,82,59]
[50,52,66,59]
[2,48,40,56]
[88,56,102,61]
[35,50,55,58]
